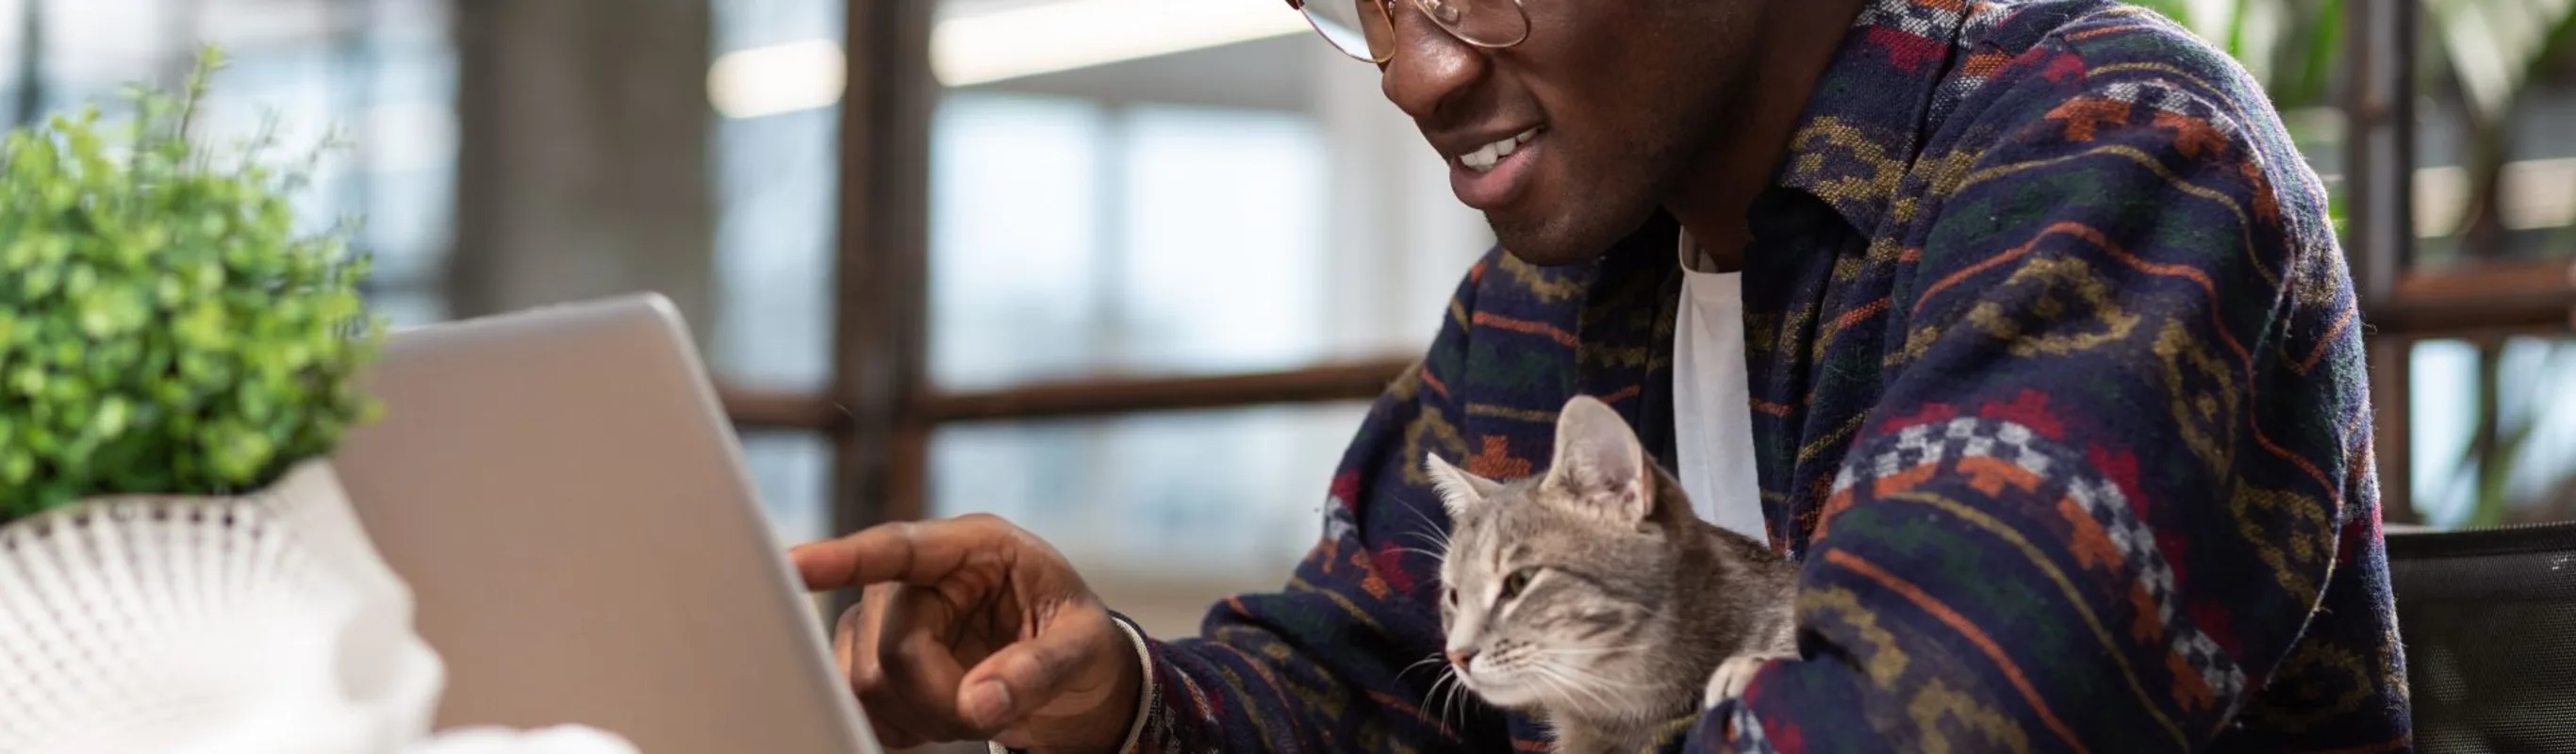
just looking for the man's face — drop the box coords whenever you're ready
[1380,0,1764,266]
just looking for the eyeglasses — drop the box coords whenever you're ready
[1287,0,1530,64]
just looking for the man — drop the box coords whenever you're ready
[791,0,2411,748]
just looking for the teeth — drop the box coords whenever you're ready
[1462,146,1498,172]
[1460,128,1542,173]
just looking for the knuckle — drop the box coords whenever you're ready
[849,654,887,690]
[889,637,949,676]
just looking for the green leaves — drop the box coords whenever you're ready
[0,46,386,520]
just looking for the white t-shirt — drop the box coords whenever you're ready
[1671,230,1770,544]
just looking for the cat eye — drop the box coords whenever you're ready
[1499,567,1537,599]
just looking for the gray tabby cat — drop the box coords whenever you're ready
[1423,395,1799,754]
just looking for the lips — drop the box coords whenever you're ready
[1448,126,1546,210]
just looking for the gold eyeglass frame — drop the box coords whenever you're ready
[1285,0,1533,64]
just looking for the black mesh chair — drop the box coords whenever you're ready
[2388,521,2576,753]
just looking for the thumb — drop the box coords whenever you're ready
[955,613,1119,731]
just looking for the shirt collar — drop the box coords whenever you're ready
[1769,0,1978,233]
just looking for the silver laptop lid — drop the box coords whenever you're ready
[332,293,874,753]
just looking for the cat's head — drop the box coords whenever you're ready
[1424,395,1696,714]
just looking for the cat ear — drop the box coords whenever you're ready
[1544,395,1654,525]
[1424,452,1501,519]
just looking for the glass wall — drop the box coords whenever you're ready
[697,0,1494,582]
[917,0,1488,616]
[2,0,460,327]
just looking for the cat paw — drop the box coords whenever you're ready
[1701,653,1790,709]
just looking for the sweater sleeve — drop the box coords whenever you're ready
[1116,251,1510,752]
[1683,58,2370,750]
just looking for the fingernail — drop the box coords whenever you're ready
[967,680,1014,726]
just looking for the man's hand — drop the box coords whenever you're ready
[790,514,1142,753]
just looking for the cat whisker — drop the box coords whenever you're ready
[1534,643,1659,657]
[1405,650,1467,729]
[1526,664,1596,713]
[1418,670,1448,728]
[1402,653,1450,679]
[1423,666,1473,737]
[1539,663,1629,717]
[1402,503,1453,536]
[1527,664,1616,718]
[1391,546,1449,564]
[1442,671,1473,735]
[1556,660,1679,722]
[1544,659,1656,692]
[1458,679,1486,736]
[1399,508,1456,549]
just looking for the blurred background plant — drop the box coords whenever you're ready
[2409,0,2576,528]
[2130,0,2576,527]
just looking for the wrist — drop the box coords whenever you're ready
[994,612,1153,754]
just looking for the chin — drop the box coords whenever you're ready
[1461,677,1545,711]
[1487,201,1660,268]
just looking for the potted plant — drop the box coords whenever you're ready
[0,46,428,751]
[0,50,632,754]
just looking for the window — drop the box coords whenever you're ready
[2137,0,2576,526]
[2407,337,2576,528]
[912,6,1487,593]
[741,431,835,546]
[929,94,1341,388]
[931,402,1370,589]
[6,0,460,327]
[710,0,843,393]
[702,0,849,541]
[2386,0,2576,525]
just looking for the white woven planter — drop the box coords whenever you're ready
[0,461,634,754]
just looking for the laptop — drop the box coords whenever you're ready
[330,293,881,753]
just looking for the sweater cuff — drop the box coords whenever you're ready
[987,611,1156,754]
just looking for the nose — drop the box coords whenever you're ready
[1379,6,1487,122]
[1446,648,1478,672]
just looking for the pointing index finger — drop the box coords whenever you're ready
[789,519,984,592]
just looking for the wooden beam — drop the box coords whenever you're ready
[829,0,934,539]
[2370,334,2417,524]
[918,358,1414,423]
[715,383,843,432]
[2374,259,2576,336]
[2342,0,2416,312]
[716,356,1419,430]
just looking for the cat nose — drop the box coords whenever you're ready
[1446,648,1478,672]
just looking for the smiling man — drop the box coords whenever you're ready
[789,0,2412,750]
